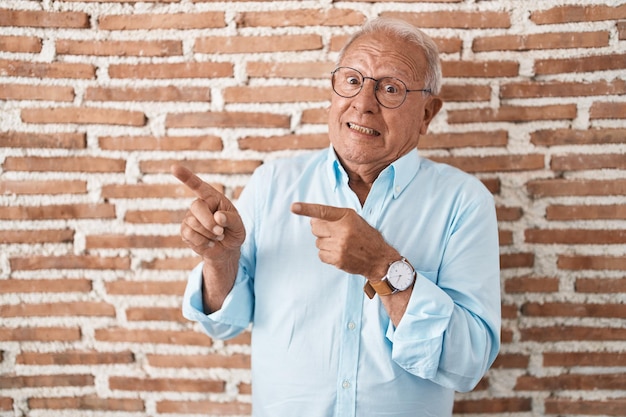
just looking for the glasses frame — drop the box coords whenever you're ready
[331,66,432,109]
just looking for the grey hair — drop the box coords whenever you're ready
[336,17,442,95]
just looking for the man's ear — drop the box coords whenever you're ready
[419,96,443,135]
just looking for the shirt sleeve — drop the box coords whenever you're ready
[386,186,501,392]
[181,262,254,340]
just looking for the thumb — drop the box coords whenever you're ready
[291,202,348,221]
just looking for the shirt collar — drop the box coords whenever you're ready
[325,146,421,198]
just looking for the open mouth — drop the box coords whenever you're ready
[347,122,380,136]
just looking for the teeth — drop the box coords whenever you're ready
[348,123,379,136]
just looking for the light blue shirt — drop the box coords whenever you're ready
[183,147,501,417]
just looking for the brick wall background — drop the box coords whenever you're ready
[1,0,625,416]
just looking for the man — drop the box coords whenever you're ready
[173,17,500,417]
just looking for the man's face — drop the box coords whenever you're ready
[328,32,442,173]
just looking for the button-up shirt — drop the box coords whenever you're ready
[183,147,501,417]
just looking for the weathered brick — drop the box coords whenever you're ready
[526,228,626,244]
[531,128,626,146]
[535,53,626,75]
[157,400,251,415]
[473,31,609,52]
[239,133,329,151]
[545,398,626,416]
[546,204,626,220]
[505,276,559,293]
[95,328,212,346]
[0,131,85,148]
[453,397,531,413]
[0,59,95,79]
[439,84,492,102]
[499,230,513,246]
[101,184,197,199]
[21,107,146,126]
[0,203,115,220]
[515,373,626,391]
[140,257,199,270]
[99,135,221,150]
[86,86,211,102]
[448,104,577,124]
[224,85,329,104]
[57,39,182,57]
[501,252,534,269]
[576,278,626,293]
[126,307,185,322]
[4,157,125,173]
[0,327,81,342]
[99,12,225,30]
[10,255,130,271]
[501,79,626,99]
[1,302,115,318]
[29,396,144,412]
[85,234,185,249]
[0,35,41,53]
[0,374,93,389]
[590,101,626,119]
[431,154,545,173]
[247,61,333,78]
[443,60,519,78]
[0,397,12,411]
[0,9,90,28]
[491,353,530,369]
[140,159,262,175]
[236,9,365,27]
[147,353,250,369]
[521,326,626,342]
[166,111,290,129]
[531,4,626,24]
[197,35,323,54]
[109,61,232,79]
[0,229,74,244]
[105,280,186,295]
[382,11,510,29]
[527,179,626,197]
[0,279,92,294]
[543,351,626,367]
[496,206,523,221]
[558,255,626,271]
[521,302,626,318]
[124,209,186,224]
[419,131,507,149]
[0,180,86,195]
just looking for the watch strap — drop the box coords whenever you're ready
[363,279,394,299]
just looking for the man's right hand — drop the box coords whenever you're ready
[171,164,246,259]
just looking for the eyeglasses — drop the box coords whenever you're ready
[331,66,431,109]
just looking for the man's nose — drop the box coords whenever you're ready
[353,77,380,111]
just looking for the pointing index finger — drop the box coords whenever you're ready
[291,202,347,221]
[171,164,217,201]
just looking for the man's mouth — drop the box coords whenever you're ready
[347,122,380,136]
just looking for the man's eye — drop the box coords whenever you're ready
[347,76,360,85]
[383,84,399,94]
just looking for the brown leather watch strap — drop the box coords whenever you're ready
[363,279,394,299]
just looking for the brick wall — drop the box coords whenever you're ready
[1,0,625,415]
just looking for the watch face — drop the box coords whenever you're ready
[387,260,415,291]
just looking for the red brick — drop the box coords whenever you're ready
[95,328,212,346]
[535,53,626,75]
[0,180,86,195]
[501,304,517,320]
[0,229,73,244]
[29,396,144,412]
[4,157,125,173]
[0,131,85,148]
[236,9,365,27]
[491,353,530,369]
[301,107,327,124]
[0,327,81,342]
[0,203,115,220]
[105,280,186,296]
[21,107,146,126]
[86,86,211,102]
[453,397,531,413]
[498,230,513,246]
[125,209,186,224]
[56,39,182,56]
[0,83,74,101]
[99,135,221,151]
[543,351,626,367]
[109,62,232,79]
[501,252,534,269]
[247,61,333,78]
[439,84,492,102]
[443,60,519,78]
[147,353,250,369]
[0,35,41,53]
[140,159,262,175]
[0,278,91,294]
[531,5,626,24]
[10,255,130,271]
[531,128,626,146]
[383,11,510,29]
[0,397,12,411]
[558,255,626,271]
[157,400,251,415]
[99,12,225,30]
[1,301,115,318]
[197,35,323,53]
[546,204,626,220]
[473,31,609,52]
[525,228,626,244]
[126,307,185,322]
[101,184,196,199]
[17,350,133,365]
[502,79,626,99]
[85,234,185,249]
[140,257,199,271]
[619,21,626,40]
[448,104,576,124]
[496,206,523,221]
[419,131,508,150]
[521,302,626,318]
[576,278,626,293]
[0,9,90,28]
[0,59,95,79]
[0,374,93,389]
[515,373,626,391]
[239,133,329,151]
[590,101,626,119]
[224,85,329,104]
[521,326,626,342]
[545,398,626,416]
[505,276,559,293]
[166,111,290,129]
[527,179,626,197]
[431,154,544,173]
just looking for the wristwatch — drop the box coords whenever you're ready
[364,257,416,299]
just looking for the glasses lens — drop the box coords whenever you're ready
[332,67,363,98]
[376,77,407,108]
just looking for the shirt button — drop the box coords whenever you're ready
[347,322,356,330]
[342,380,351,389]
